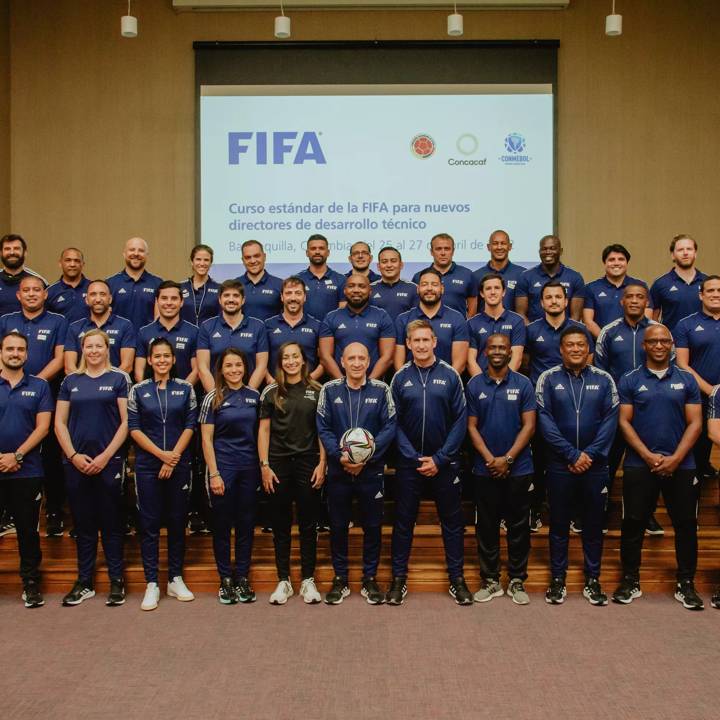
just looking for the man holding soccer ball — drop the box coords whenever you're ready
[316,342,397,605]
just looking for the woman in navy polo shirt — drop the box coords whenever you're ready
[128,338,197,611]
[55,328,130,607]
[180,244,220,327]
[199,347,261,605]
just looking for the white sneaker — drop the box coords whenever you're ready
[141,582,160,611]
[167,576,195,602]
[269,579,294,605]
[299,577,322,604]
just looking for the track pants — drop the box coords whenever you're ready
[0,476,42,583]
[41,429,65,516]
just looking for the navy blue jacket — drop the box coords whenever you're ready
[179,277,220,326]
[594,316,659,381]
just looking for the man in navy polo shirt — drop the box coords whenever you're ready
[64,280,136,375]
[387,320,472,606]
[135,281,199,384]
[467,273,526,377]
[472,230,526,312]
[46,247,91,324]
[412,233,477,317]
[536,327,618,606]
[650,234,706,332]
[0,331,54,608]
[197,279,268,392]
[265,276,322,381]
[345,241,381,283]
[613,324,704,610]
[467,334,536,605]
[106,236,162,329]
[297,234,346,321]
[395,268,469,374]
[707,388,720,608]
[236,240,283,321]
[319,274,395,380]
[0,234,46,317]
[583,244,649,338]
[515,235,585,322]
[369,246,417,317]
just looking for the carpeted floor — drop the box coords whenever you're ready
[2,591,719,719]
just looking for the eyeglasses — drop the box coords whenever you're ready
[644,339,673,346]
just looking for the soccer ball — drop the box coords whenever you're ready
[340,427,375,464]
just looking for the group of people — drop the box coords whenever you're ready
[1,228,719,612]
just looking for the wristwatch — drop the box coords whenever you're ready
[505,455,514,466]
[260,460,270,468]
[14,452,24,464]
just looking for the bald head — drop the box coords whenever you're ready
[341,341,370,384]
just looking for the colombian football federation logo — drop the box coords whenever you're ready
[411,134,436,159]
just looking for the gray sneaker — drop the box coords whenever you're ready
[507,578,530,605]
[473,579,504,603]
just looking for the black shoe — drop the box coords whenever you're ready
[545,576,567,605]
[188,513,211,535]
[62,580,95,606]
[261,526,273,534]
[69,526,78,539]
[386,576,408,606]
[570,518,582,534]
[235,576,256,603]
[124,520,135,536]
[612,576,642,605]
[0,518,16,537]
[317,523,330,533]
[449,576,473,605]
[106,578,126,606]
[218,577,238,604]
[325,576,350,605]
[361,576,385,605]
[646,515,665,536]
[583,577,608,606]
[674,579,704,611]
[711,588,720,609]
[529,510,542,533]
[45,513,64,538]
[22,581,45,609]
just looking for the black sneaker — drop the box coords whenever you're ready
[674,579,704,611]
[361,576,385,605]
[583,577,608,606]
[22,581,45,609]
[45,514,64,538]
[386,576,408,606]
[612,576,642,605]
[317,523,330,533]
[106,578,126,606]
[188,513,211,535]
[0,519,16,537]
[570,518,582,534]
[646,515,665,536]
[218,577,238,604]
[235,576,256,603]
[545,576,567,605]
[449,576,473,605]
[62,580,95,606]
[261,526,273,534]
[325,576,350,605]
[711,588,720,609]
[529,510,542,533]
[69,526,78,539]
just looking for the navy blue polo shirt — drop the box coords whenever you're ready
[673,311,720,386]
[237,271,283,322]
[594,317,657,382]
[0,373,54,478]
[466,369,535,476]
[369,279,417,317]
[515,263,586,322]
[525,317,594,386]
[128,378,197,472]
[198,385,260,469]
[58,369,130,459]
[46,276,91,324]
[345,268,381,283]
[265,313,321,374]
[584,275,649,329]
[0,310,68,376]
[412,262,478,316]
[197,314,268,377]
[649,268,706,331]
[0,269,46,316]
[395,304,469,366]
[472,261,526,312]
[619,365,701,469]
[297,267,346,321]
[320,304,395,369]
[106,269,162,329]
[179,277,220,326]
[136,318,199,380]
[467,309,526,372]
[65,313,136,368]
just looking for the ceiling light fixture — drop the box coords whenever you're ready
[121,0,138,38]
[274,1,291,39]
[605,0,622,36]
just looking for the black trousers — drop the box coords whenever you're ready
[474,473,532,582]
[0,476,43,583]
[266,452,321,580]
[530,438,547,513]
[620,466,699,582]
[41,430,65,516]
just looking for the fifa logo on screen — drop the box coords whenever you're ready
[228,132,327,165]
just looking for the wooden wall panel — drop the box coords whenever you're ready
[0,0,9,232]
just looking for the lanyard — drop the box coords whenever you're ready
[189,277,209,324]
[345,382,363,429]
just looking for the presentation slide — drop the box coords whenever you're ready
[200,85,554,278]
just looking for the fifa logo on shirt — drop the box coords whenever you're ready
[171,391,185,396]
[586,385,600,391]
[238,332,254,338]
[98,386,114,391]
[432,379,447,386]
[301,328,314,334]
[21,391,37,397]
[671,383,685,390]
[364,398,378,404]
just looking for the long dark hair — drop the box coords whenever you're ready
[145,337,177,380]
[212,347,248,410]
[273,341,320,411]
